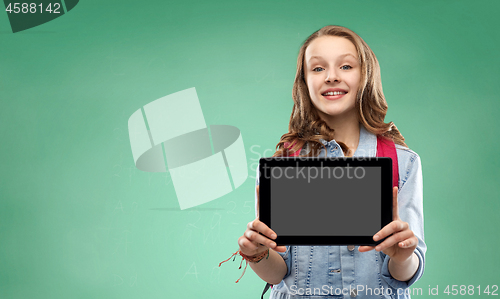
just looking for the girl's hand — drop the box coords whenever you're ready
[358,187,418,264]
[238,186,287,257]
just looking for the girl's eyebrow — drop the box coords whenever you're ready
[307,53,358,63]
[340,53,358,59]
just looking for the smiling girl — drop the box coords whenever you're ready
[230,25,425,299]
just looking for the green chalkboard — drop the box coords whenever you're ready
[1,0,499,298]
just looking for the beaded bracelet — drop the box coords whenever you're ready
[219,249,270,283]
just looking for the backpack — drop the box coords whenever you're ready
[261,136,399,299]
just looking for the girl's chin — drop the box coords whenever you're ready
[320,109,354,117]
[311,101,356,118]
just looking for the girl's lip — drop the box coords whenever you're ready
[322,88,347,94]
[323,93,346,100]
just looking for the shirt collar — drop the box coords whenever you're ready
[318,125,377,157]
[354,125,377,157]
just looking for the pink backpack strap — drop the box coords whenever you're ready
[286,137,397,186]
[376,135,399,188]
[283,141,302,157]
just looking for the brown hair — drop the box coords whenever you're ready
[273,25,407,157]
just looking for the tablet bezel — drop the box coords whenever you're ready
[259,157,393,246]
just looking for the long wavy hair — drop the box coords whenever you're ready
[273,25,407,157]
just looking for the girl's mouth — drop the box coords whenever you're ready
[322,91,347,100]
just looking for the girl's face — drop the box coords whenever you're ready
[304,36,361,123]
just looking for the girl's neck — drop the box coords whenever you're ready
[321,112,360,156]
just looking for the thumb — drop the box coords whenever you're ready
[392,186,400,220]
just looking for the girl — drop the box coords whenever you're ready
[232,25,425,298]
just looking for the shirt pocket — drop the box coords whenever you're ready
[355,250,396,299]
[291,246,332,291]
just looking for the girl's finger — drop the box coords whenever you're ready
[274,245,287,253]
[248,219,278,240]
[238,236,260,251]
[358,245,375,252]
[397,236,418,249]
[373,220,409,242]
[374,229,414,252]
[245,230,277,249]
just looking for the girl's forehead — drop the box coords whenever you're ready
[305,36,358,61]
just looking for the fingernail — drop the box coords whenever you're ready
[270,242,276,247]
[271,233,277,239]
[373,234,379,241]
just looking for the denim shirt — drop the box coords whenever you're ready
[254,125,426,298]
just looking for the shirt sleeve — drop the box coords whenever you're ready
[254,166,292,282]
[381,150,426,289]
[277,246,292,281]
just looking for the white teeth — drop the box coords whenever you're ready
[323,91,346,96]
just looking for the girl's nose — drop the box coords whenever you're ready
[325,69,339,83]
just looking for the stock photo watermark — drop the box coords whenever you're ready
[285,284,499,296]
[4,1,80,33]
[249,144,376,180]
[287,284,420,297]
[260,163,366,182]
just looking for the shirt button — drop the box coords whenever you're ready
[347,245,355,251]
[351,288,357,297]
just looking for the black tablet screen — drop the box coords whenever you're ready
[270,166,381,236]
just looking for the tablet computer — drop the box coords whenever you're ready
[259,157,393,246]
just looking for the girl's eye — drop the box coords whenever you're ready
[312,67,324,72]
[341,65,352,70]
